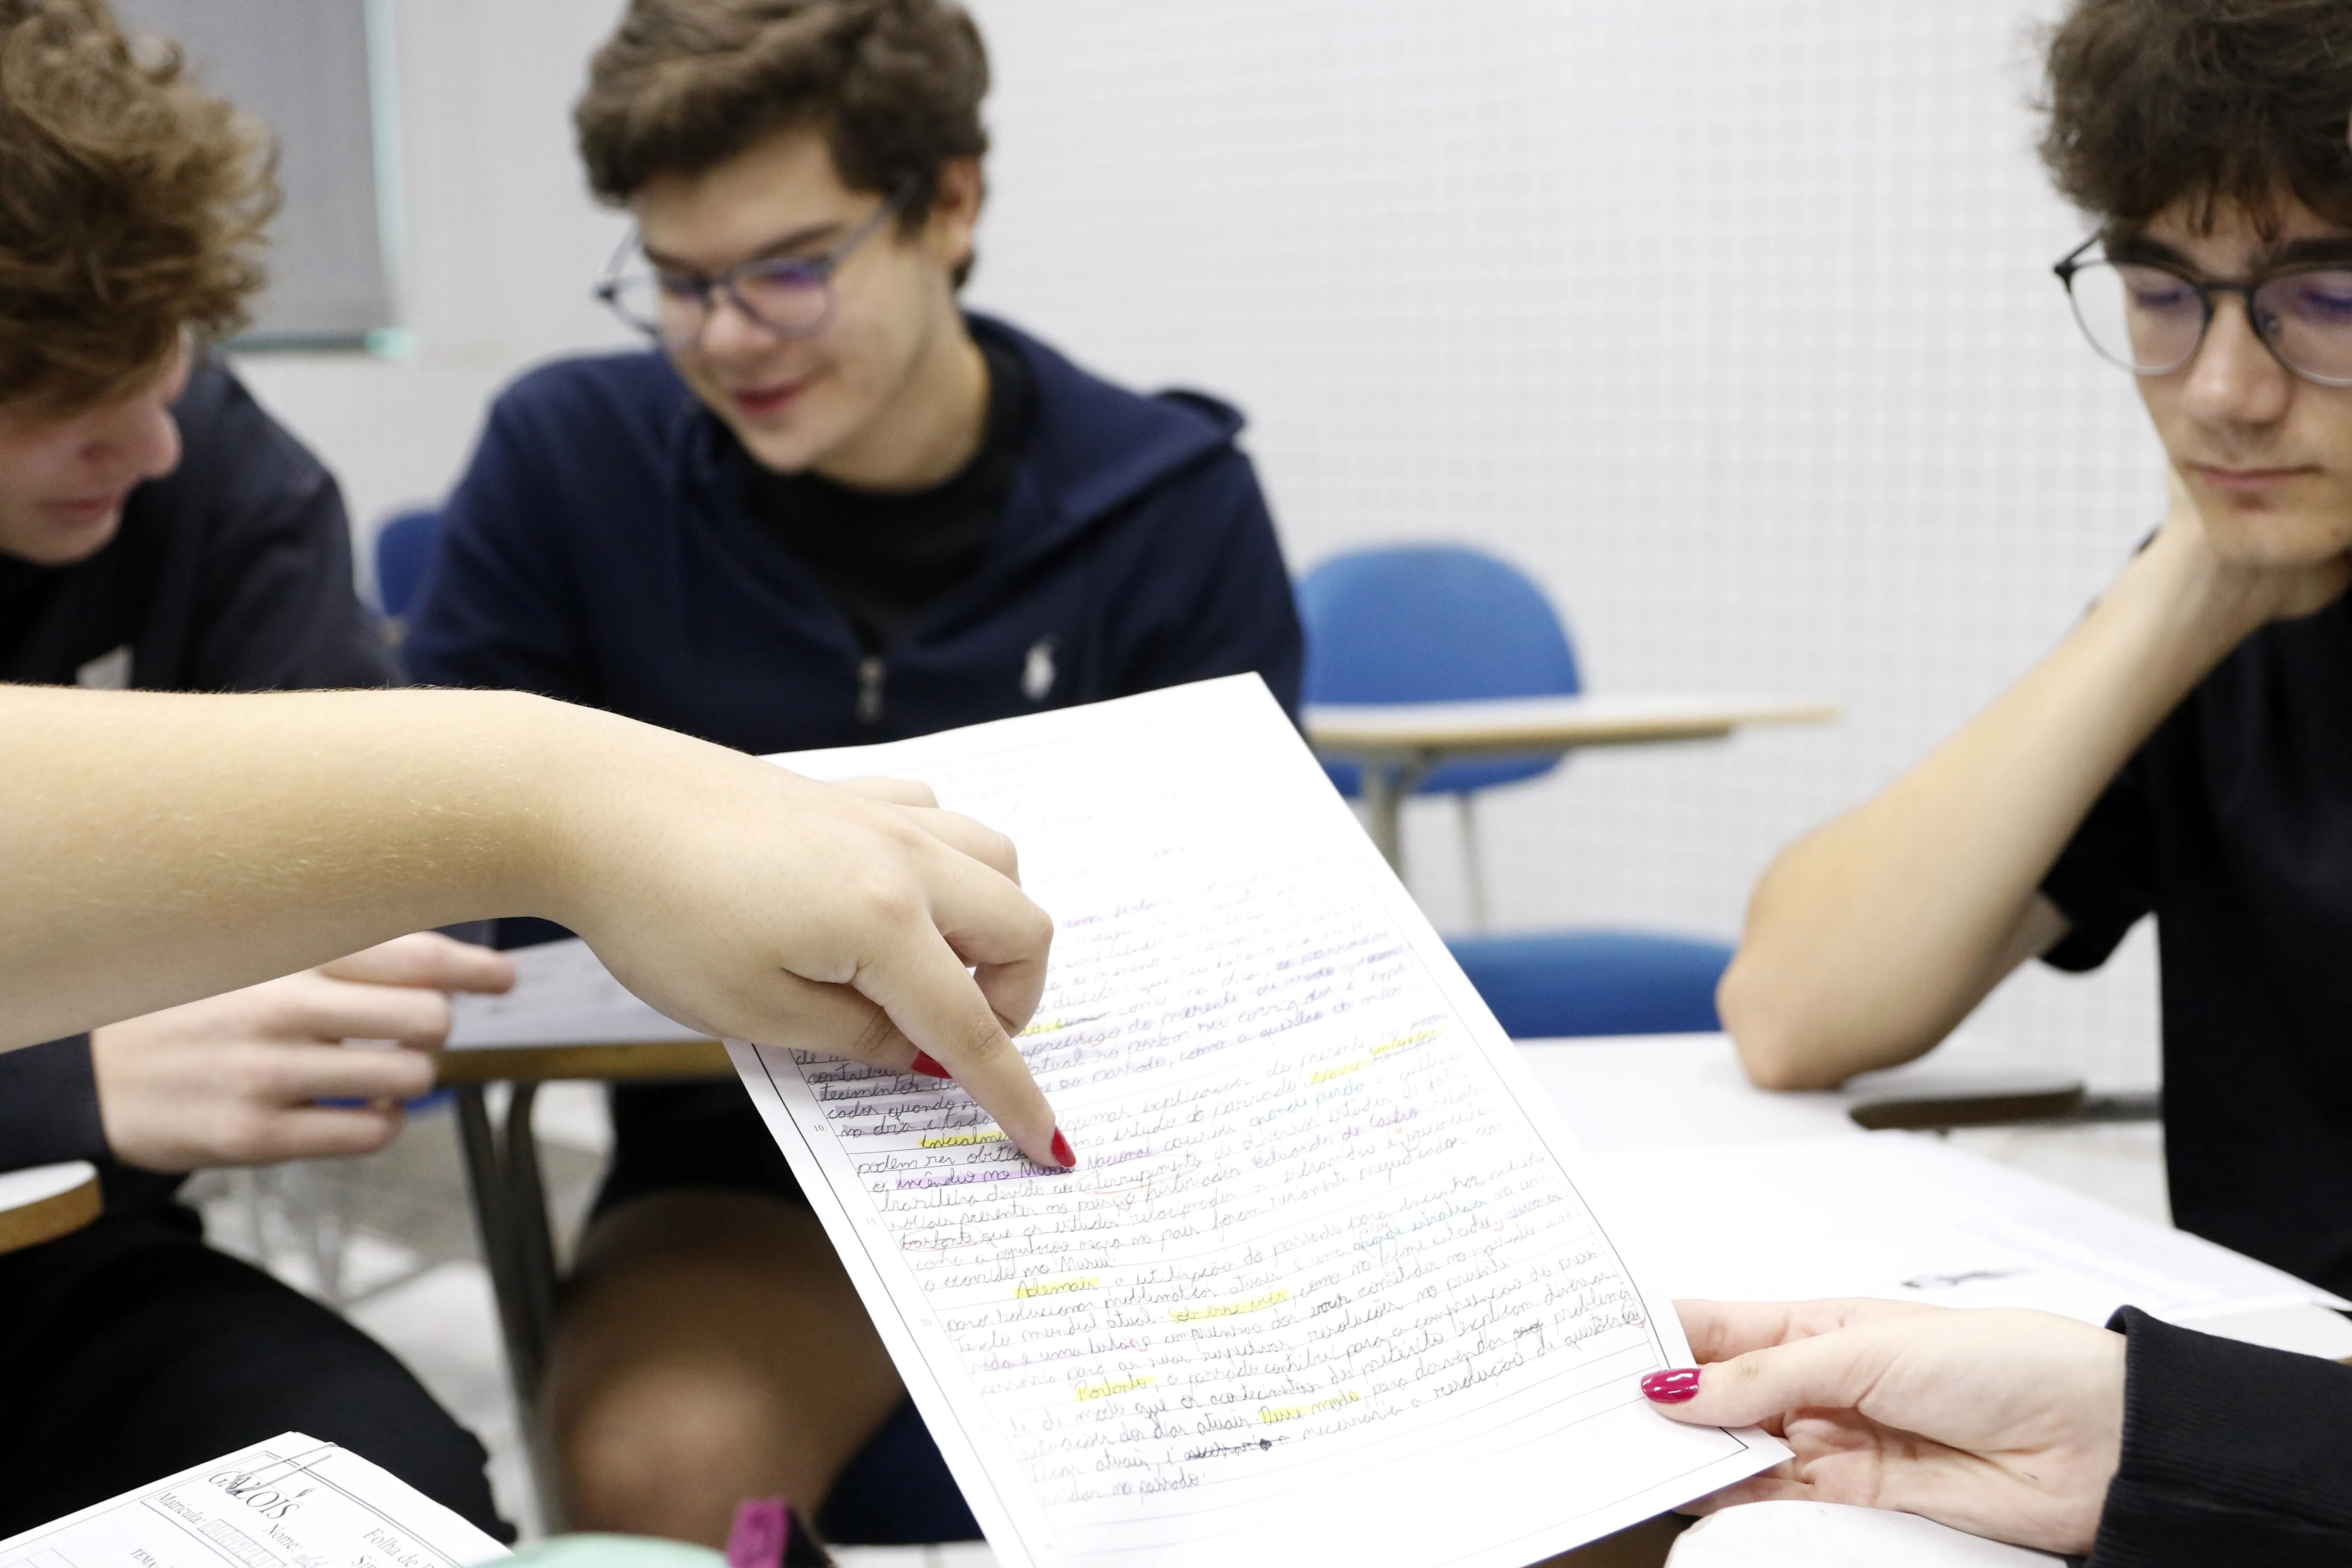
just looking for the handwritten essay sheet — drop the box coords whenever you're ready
[731,676,1782,1568]
[0,1432,508,1568]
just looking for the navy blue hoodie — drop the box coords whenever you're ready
[403,314,1302,753]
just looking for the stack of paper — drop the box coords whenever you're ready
[1586,1133,2352,1334]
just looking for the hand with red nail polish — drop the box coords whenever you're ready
[1646,1298,2124,1556]
[646,769,1069,1170]
[1638,1367,1700,1403]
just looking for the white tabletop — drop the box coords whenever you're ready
[0,1158,101,1254]
[1519,1030,2082,1150]
[1516,1033,2352,1360]
[1303,692,1838,754]
[1669,1501,2061,1566]
[0,1159,97,1213]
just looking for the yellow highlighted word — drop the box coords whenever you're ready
[1015,1276,1101,1300]
[1372,1028,1440,1057]
[1260,1391,1361,1424]
[1075,1374,1157,1403]
[1309,1062,1364,1085]
[919,1130,1005,1148]
[1020,1013,1104,1036]
[1169,1286,1289,1323]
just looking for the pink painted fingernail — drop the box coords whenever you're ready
[1051,1127,1078,1169]
[1641,1368,1701,1403]
[909,1051,950,1078]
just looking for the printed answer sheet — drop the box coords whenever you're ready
[732,677,1782,1568]
[1588,1133,2352,1327]
[447,933,709,1048]
[0,1432,508,1568]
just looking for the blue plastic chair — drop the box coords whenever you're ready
[374,507,444,622]
[1298,545,1580,799]
[1445,931,1729,1038]
[1298,545,1732,1037]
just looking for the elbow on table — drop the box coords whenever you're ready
[1715,953,1856,1093]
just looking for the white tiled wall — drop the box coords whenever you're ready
[962,0,2165,1090]
[235,0,2166,1089]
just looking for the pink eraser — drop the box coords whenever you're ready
[725,1497,789,1568]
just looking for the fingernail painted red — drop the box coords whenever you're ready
[909,1051,950,1078]
[1641,1368,1701,1403]
[1051,1127,1078,1169]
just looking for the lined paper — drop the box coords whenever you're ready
[733,677,1780,1568]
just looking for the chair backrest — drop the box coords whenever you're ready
[1296,544,1580,796]
[374,508,444,622]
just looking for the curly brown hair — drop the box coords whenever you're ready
[2040,0,2352,235]
[575,0,987,255]
[0,0,276,410]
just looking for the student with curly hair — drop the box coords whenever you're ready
[1721,0,2352,1317]
[0,0,516,1536]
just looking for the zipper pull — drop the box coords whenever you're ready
[857,655,885,725]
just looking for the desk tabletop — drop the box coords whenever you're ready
[0,1159,101,1254]
[440,936,729,1084]
[1518,1031,2085,1148]
[437,1038,730,1085]
[1522,1033,2352,1360]
[1302,692,1838,756]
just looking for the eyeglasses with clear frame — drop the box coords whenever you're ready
[2054,234,2352,387]
[595,180,919,348]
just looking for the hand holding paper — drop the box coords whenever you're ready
[1651,1298,2125,1555]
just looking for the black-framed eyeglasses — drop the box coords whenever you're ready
[595,180,919,348]
[2054,234,2352,387]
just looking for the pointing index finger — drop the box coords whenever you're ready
[853,919,1064,1170]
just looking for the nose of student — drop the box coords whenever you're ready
[695,290,793,373]
[2180,294,2294,434]
[73,388,181,490]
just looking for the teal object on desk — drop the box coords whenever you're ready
[503,1537,725,1568]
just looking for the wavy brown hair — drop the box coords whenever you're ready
[0,0,277,410]
[2040,0,2352,235]
[575,0,987,278]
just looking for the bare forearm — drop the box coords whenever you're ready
[0,683,1069,1166]
[1721,528,2273,1086]
[0,686,574,1048]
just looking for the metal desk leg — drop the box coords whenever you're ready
[1357,754,1431,877]
[454,1081,566,1531]
[1361,768,1403,873]
[502,1081,560,1392]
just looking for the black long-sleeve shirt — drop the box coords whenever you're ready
[0,357,393,1189]
[2087,1308,2352,1565]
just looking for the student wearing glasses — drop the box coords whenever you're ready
[401,0,1301,1546]
[1721,0,2352,1301]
